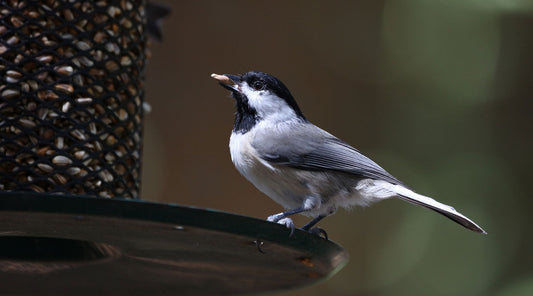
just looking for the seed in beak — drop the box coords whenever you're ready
[211,73,232,84]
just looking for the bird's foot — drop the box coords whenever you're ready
[276,218,295,237]
[267,213,284,223]
[304,227,328,240]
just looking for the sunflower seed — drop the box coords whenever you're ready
[55,83,74,94]
[76,97,92,104]
[37,163,53,173]
[55,174,68,185]
[7,35,19,45]
[7,70,22,78]
[55,137,64,149]
[55,65,73,75]
[19,118,36,128]
[62,102,71,112]
[70,129,87,141]
[29,185,45,193]
[37,55,53,63]
[67,167,81,175]
[74,150,87,160]
[52,155,72,166]
[2,89,20,99]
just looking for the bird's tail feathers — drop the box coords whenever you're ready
[383,183,486,234]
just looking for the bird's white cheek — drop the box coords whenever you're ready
[249,94,296,123]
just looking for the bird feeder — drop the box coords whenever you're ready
[0,1,348,294]
[0,0,144,198]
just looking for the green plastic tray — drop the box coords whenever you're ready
[0,192,348,295]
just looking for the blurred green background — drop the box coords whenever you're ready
[142,1,533,295]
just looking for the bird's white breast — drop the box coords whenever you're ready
[230,132,263,174]
[229,131,276,183]
[229,131,308,210]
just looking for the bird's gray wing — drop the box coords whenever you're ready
[252,122,405,186]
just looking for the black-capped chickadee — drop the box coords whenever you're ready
[212,71,486,237]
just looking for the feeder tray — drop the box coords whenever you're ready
[0,192,349,295]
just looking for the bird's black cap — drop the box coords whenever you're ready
[212,71,307,133]
[212,71,306,120]
[240,71,306,120]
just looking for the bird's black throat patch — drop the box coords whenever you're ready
[232,91,259,134]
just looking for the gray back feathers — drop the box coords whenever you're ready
[252,120,405,186]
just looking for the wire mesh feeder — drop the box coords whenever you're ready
[0,0,147,198]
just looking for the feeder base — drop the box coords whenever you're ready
[0,192,348,295]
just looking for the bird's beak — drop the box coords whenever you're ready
[211,73,241,93]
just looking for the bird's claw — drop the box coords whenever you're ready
[277,218,295,237]
[267,213,284,222]
[306,227,328,240]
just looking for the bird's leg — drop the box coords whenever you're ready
[267,207,305,236]
[267,207,305,222]
[301,215,328,240]
[301,215,325,231]
[267,197,323,236]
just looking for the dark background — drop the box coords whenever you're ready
[141,1,533,295]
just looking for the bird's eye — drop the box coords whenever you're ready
[252,81,264,90]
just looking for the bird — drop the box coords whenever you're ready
[211,71,486,237]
